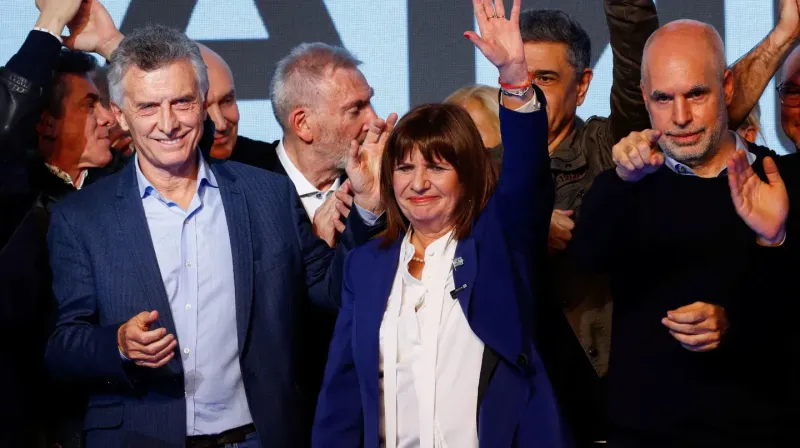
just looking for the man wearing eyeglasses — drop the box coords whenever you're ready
[778,46,800,150]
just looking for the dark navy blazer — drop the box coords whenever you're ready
[312,93,573,447]
[44,158,378,448]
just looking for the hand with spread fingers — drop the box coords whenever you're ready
[346,113,399,216]
[464,0,530,107]
[661,302,729,352]
[312,181,354,248]
[727,149,789,246]
[117,310,177,368]
[612,129,666,182]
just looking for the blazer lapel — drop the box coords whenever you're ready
[114,163,181,370]
[213,163,254,354]
[453,236,527,372]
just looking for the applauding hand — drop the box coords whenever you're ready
[727,150,788,245]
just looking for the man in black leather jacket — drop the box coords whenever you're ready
[0,1,126,446]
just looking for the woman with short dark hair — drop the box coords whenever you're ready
[312,1,569,446]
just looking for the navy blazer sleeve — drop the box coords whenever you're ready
[44,205,133,385]
[494,87,554,256]
[312,252,364,447]
[291,181,384,312]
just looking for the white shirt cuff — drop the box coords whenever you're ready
[32,27,63,44]
[119,348,132,362]
[499,91,541,113]
[355,203,382,226]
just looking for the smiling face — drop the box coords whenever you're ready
[39,72,116,172]
[202,45,240,159]
[112,59,205,174]
[392,148,463,234]
[641,21,733,167]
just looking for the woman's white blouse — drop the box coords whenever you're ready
[378,229,484,448]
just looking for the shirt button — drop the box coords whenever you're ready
[185,304,192,311]
[183,348,191,355]
[185,261,192,268]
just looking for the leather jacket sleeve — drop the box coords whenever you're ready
[599,0,659,169]
[0,30,62,142]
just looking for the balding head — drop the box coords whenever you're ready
[782,45,800,84]
[640,20,734,170]
[642,20,726,85]
[778,46,800,149]
[198,43,240,159]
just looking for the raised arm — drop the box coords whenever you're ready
[465,0,553,245]
[0,0,83,140]
[603,0,659,162]
[727,0,800,129]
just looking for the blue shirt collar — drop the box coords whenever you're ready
[134,150,218,199]
[664,132,756,178]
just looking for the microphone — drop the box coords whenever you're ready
[450,284,468,300]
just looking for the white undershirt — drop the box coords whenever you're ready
[275,139,342,219]
[379,228,484,448]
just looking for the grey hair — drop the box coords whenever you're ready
[270,42,362,131]
[519,9,591,76]
[108,24,208,106]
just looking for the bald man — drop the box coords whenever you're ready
[573,20,800,447]
[779,46,800,150]
[197,44,283,168]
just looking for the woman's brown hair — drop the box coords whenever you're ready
[380,103,498,245]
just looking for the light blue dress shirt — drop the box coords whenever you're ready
[135,154,253,436]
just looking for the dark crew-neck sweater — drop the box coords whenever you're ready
[572,144,800,447]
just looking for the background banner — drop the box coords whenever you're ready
[2,1,790,152]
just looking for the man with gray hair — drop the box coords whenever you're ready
[44,24,385,448]
[268,43,397,243]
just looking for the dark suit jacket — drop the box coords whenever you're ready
[228,134,341,432]
[313,93,573,447]
[228,135,282,174]
[44,157,380,448]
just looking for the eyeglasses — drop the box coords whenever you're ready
[777,83,800,107]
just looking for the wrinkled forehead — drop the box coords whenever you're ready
[643,48,720,92]
[321,68,372,104]
[782,48,800,84]
[122,61,200,102]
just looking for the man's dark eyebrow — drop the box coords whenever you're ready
[686,85,711,96]
[532,70,559,78]
[650,90,673,100]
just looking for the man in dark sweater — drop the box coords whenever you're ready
[574,19,799,447]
